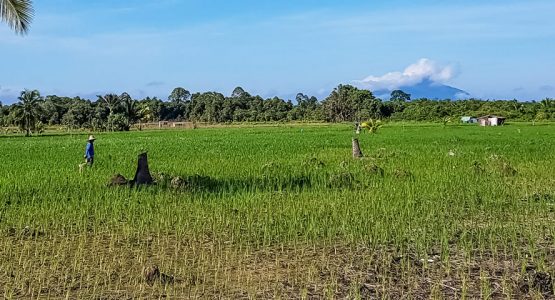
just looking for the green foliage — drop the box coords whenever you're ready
[0,0,34,35]
[61,100,93,129]
[168,87,191,104]
[1,89,554,134]
[108,113,129,131]
[97,94,120,118]
[35,121,45,134]
[321,84,382,122]
[11,89,43,136]
[0,124,554,245]
[361,119,383,134]
[390,90,411,102]
[0,124,554,296]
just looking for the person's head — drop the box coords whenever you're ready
[88,135,96,143]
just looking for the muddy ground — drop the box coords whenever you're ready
[1,233,554,299]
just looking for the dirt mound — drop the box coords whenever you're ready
[143,265,175,286]
[328,172,357,189]
[107,153,155,188]
[108,174,128,187]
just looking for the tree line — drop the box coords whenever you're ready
[0,85,554,135]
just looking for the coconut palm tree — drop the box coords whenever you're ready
[97,94,120,117]
[361,119,383,134]
[12,89,43,136]
[540,98,554,111]
[137,102,154,130]
[120,92,139,128]
[0,0,34,35]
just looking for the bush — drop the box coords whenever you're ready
[108,114,130,131]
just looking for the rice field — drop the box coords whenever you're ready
[1,123,554,299]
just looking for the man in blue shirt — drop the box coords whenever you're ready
[84,135,96,166]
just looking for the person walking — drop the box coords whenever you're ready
[84,135,96,167]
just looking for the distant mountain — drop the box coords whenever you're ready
[375,79,470,100]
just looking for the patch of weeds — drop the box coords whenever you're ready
[328,172,358,189]
[522,193,555,203]
[302,157,325,170]
[261,161,280,176]
[364,163,385,177]
[393,169,413,179]
[339,160,349,169]
[470,161,485,175]
[153,172,170,184]
[373,148,398,161]
[520,272,554,296]
[487,155,518,177]
[107,174,130,187]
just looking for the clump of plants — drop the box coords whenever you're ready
[327,172,358,188]
[470,160,485,175]
[394,169,413,179]
[361,119,383,134]
[488,154,518,176]
[261,161,280,176]
[365,163,385,177]
[302,157,326,170]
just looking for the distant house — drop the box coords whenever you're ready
[478,115,506,126]
[461,116,478,124]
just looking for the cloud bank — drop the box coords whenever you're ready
[354,58,458,91]
[0,86,19,103]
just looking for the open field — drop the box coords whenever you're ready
[1,123,555,299]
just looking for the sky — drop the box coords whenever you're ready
[1,0,554,103]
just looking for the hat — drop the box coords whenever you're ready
[88,135,96,141]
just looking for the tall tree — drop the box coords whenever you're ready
[390,90,411,102]
[168,87,191,104]
[0,0,33,35]
[120,92,138,128]
[231,86,249,98]
[389,90,411,114]
[12,89,42,136]
[61,99,93,129]
[322,85,378,122]
[97,94,120,117]
[137,102,154,123]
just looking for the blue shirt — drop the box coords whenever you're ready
[85,142,94,158]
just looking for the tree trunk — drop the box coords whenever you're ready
[26,116,30,137]
[352,138,363,158]
[133,152,154,185]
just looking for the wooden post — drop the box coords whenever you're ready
[133,152,154,185]
[352,138,363,158]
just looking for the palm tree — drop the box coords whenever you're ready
[12,89,42,136]
[540,98,554,111]
[361,119,383,134]
[137,102,153,130]
[120,92,138,129]
[0,0,34,35]
[97,94,120,117]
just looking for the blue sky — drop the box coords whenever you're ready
[1,0,554,103]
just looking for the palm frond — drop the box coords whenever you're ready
[0,0,34,35]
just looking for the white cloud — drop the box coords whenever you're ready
[0,85,20,103]
[354,59,458,91]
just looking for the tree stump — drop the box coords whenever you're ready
[133,152,154,185]
[352,138,363,158]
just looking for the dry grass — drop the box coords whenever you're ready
[1,234,555,299]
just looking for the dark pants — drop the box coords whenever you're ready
[86,157,94,166]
